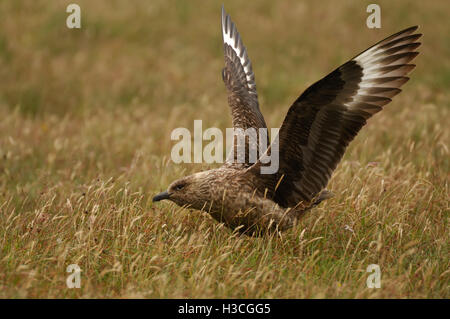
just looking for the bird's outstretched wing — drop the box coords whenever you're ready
[221,6,269,167]
[250,26,421,208]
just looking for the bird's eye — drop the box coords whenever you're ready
[174,183,185,190]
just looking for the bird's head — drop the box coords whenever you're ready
[152,171,214,209]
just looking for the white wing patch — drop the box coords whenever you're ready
[346,26,420,112]
[221,6,255,92]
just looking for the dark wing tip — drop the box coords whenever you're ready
[221,5,226,35]
[400,25,419,34]
[389,25,419,39]
[221,4,226,20]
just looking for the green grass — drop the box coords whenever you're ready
[0,0,448,298]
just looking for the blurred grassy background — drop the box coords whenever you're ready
[0,0,448,298]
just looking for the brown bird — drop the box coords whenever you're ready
[153,7,421,235]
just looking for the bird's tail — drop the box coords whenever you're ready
[313,189,334,207]
[292,189,334,219]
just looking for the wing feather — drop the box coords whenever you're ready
[249,26,421,208]
[221,6,268,167]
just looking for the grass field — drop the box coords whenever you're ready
[0,0,448,298]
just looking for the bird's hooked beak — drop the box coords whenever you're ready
[152,191,171,202]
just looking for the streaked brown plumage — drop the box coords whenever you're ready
[153,6,421,235]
